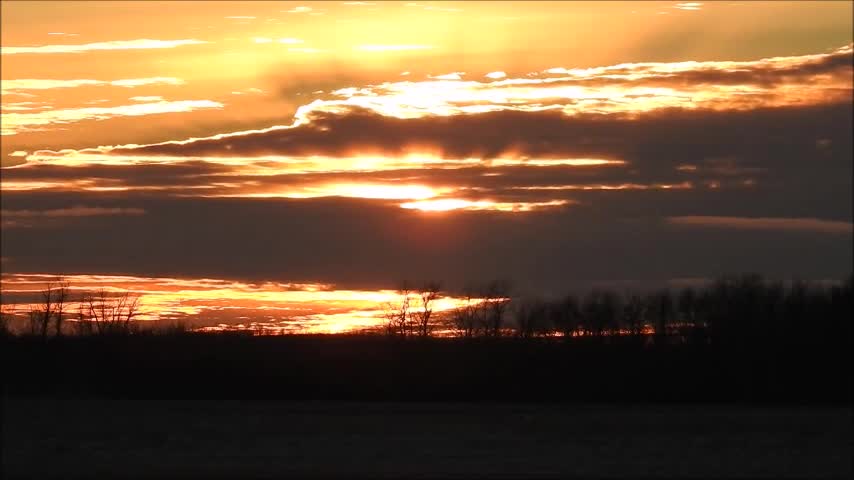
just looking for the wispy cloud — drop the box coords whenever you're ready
[429,72,465,80]
[225,16,256,19]
[2,99,223,135]
[129,96,164,102]
[253,37,304,44]
[674,2,703,11]
[2,101,51,112]
[357,44,433,52]
[288,47,324,54]
[2,206,146,218]
[284,6,312,14]
[1,77,183,95]
[405,3,461,12]
[1,206,147,228]
[1,39,207,55]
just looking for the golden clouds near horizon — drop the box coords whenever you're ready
[0,273,475,334]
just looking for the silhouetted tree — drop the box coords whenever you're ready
[583,290,621,339]
[481,280,511,337]
[52,279,69,337]
[452,290,479,337]
[550,294,582,339]
[514,298,550,338]
[80,289,140,336]
[413,281,441,338]
[623,293,646,337]
[383,282,413,337]
[0,299,13,338]
[648,290,674,344]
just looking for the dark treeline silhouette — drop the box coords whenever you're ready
[1,274,851,404]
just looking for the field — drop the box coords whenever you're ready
[3,398,851,479]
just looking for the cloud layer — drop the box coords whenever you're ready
[1,45,851,299]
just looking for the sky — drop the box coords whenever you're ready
[1,1,852,332]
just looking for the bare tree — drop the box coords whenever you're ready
[481,280,511,337]
[514,298,549,339]
[383,282,413,337]
[74,301,94,336]
[81,289,140,336]
[0,299,13,337]
[582,290,621,339]
[647,290,674,343]
[452,291,479,338]
[413,282,441,338]
[551,294,581,339]
[52,278,69,337]
[37,282,54,340]
[623,293,646,337]
[27,306,41,336]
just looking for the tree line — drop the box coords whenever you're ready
[386,274,852,349]
[0,278,141,338]
[1,273,851,348]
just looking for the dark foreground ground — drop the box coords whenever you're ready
[2,398,851,479]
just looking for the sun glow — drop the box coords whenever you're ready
[400,198,570,212]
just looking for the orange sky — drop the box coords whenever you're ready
[0,1,852,332]
[2,1,851,165]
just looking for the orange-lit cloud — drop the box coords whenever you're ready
[2,99,223,135]
[357,44,434,52]
[674,3,703,11]
[0,273,476,334]
[1,77,184,95]
[0,39,208,55]
[401,198,570,212]
[284,6,312,14]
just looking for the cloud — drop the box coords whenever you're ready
[1,206,146,228]
[485,71,507,79]
[429,72,465,80]
[405,3,461,12]
[1,77,183,95]
[1,45,850,290]
[357,45,434,52]
[667,216,853,234]
[288,48,323,54]
[84,100,849,166]
[0,39,208,55]
[225,16,256,19]
[2,206,147,218]
[400,199,569,212]
[2,99,223,135]
[3,102,51,112]
[129,96,164,102]
[284,6,312,13]
[0,272,472,332]
[674,2,703,11]
[342,1,375,5]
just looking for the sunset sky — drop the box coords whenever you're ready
[1,1,852,331]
